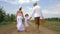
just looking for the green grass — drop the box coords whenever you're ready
[0,21,14,25]
[30,20,60,32]
[41,21,60,32]
[0,20,60,32]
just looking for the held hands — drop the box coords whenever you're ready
[29,17,32,20]
[28,17,32,21]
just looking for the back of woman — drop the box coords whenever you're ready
[16,7,24,32]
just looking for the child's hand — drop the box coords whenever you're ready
[28,19,29,21]
[29,17,32,20]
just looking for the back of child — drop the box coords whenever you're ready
[24,14,29,32]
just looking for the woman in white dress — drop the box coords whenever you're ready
[16,7,24,32]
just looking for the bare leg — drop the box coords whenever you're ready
[25,27,29,32]
[35,17,40,32]
[36,24,39,32]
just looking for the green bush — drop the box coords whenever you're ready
[0,6,15,25]
[0,21,13,25]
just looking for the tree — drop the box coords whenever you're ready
[0,7,5,23]
[10,14,15,21]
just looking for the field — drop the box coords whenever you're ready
[0,21,60,34]
[41,21,60,31]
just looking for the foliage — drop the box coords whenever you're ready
[45,18,60,22]
[41,21,60,31]
[0,7,15,25]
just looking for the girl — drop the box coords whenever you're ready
[24,14,29,32]
[16,7,24,32]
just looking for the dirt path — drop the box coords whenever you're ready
[0,22,57,34]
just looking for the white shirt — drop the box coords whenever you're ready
[31,5,43,18]
[24,17,29,26]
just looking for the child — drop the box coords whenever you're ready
[24,14,29,32]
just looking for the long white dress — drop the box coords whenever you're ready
[17,13,24,31]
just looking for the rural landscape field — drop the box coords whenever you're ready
[0,8,60,34]
[0,20,60,34]
[0,0,60,34]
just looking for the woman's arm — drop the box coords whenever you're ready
[22,11,24,19]
[22,11,24,22]
[16,11,18,24]
[16,11,18,19]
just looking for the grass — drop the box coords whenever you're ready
[41,21,60,32]
[30,20,60,32]
[0,20,60,32]
[0,21,14,25]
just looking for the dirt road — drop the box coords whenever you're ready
[0,22,58,34]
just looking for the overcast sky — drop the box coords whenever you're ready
[0,0,60,18]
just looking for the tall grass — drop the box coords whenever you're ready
[41,21,60,32]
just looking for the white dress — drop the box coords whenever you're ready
[17,13,24,31]
[25,17,29,27]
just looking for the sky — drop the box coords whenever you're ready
[0,0,60,18]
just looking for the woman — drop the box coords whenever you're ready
[16,7,24,32]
